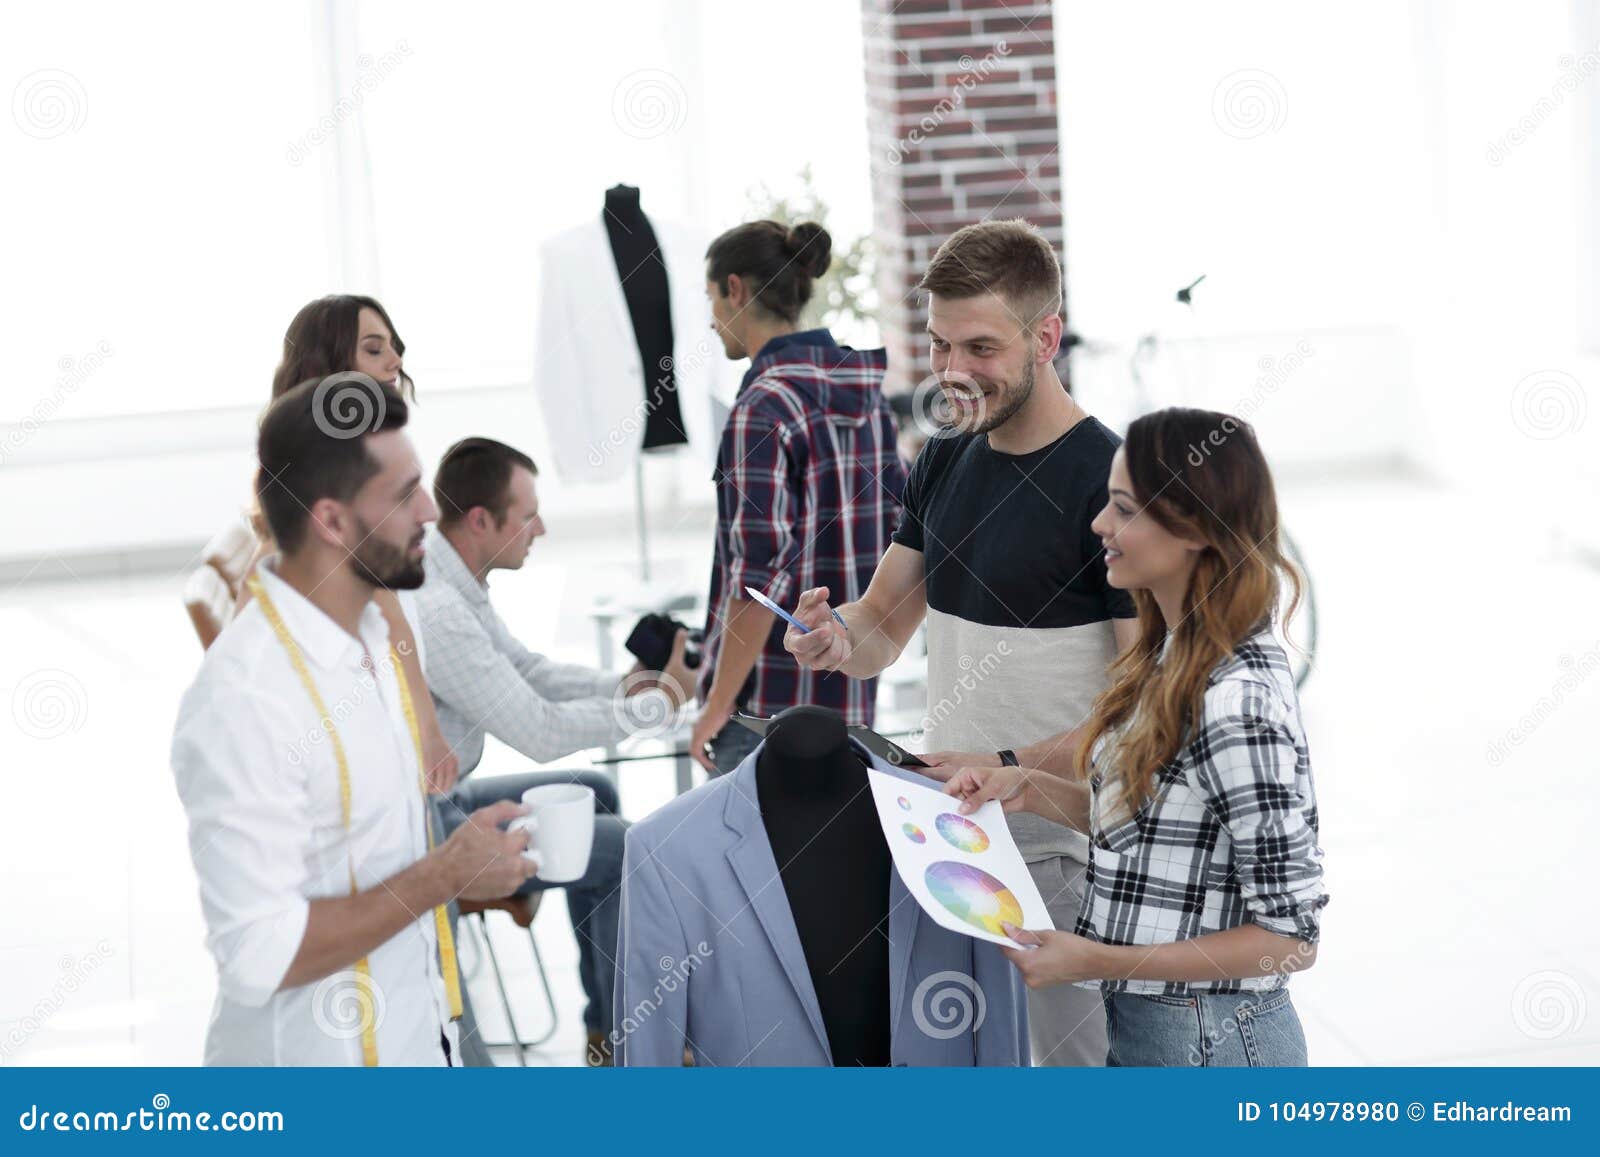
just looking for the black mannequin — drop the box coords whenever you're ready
[754,705,891,1066]
[601,184,688,450]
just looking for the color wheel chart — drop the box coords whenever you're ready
[866,768,1055,946]
[924,862,1023,937]
[935,812,990,853]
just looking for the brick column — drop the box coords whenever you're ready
[861,0,1063,394]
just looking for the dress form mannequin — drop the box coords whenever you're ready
[754,705,891,1066]
[601,183,688,450]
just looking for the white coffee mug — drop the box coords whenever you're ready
[511,784,596,883]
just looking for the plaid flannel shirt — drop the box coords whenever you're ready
[1074,632,1328,995]
[699,331,906,725]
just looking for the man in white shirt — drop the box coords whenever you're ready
[171,376,536,1066]
[416,435,694,1064]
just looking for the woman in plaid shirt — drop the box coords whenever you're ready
[947,407,1327,1066]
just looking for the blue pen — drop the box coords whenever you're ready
[744,586,849,634]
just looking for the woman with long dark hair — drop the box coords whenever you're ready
[241,295,454,790]
[946,407,1327,1066]
[268,295,415,401]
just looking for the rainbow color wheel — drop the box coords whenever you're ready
[923,861,1023,937]
[902,823,927,844]
[935,812,991,853]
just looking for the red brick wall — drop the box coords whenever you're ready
[861,0,1063,394]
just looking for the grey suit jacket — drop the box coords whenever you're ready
[614,741,1029,1066]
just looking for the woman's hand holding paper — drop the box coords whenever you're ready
[943,763,1031,815]
[998,925,1109,986]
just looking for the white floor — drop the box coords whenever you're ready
[2,471,1597,1066]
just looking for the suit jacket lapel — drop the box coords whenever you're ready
[722,759,833,1063]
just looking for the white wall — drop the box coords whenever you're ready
[1405,0,1600,552]
[1,0,875,568]
[8,1,1596,569]
[1055,0,1430,470]
[1054,0,1598,546]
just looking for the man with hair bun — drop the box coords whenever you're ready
[689,218,907,776]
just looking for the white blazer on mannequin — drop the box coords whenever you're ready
[533,216,728,484]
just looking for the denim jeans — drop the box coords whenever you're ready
[708,719,762,778]
[431,769,626,1038]
[1104,987,1308,1067]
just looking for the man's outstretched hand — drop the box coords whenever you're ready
[782,586,851,672]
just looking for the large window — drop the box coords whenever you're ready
[1,1,876,563]
[351,0,874,393]
[3,2,332,421]
[5,1,873,425]
[353,1,709,395]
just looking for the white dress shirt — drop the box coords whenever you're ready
[415,527,625,775]
[171,562,457,1066]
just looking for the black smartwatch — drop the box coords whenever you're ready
[997,749,1019,767]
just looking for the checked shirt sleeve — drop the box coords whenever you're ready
[719,408,801,608]
[1187,680,1328,944]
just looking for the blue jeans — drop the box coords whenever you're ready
[708,720,762,777]
[432,769,626,1035]
[1104,987,1307,1067]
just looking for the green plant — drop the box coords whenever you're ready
[744,164,878,339]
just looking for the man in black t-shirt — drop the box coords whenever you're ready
[784,219,1137,1067]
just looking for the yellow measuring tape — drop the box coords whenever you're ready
[247,574,463,1066]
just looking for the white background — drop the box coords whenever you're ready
[2,0,1598,1067]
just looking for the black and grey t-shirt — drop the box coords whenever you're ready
[894,416,1135,863]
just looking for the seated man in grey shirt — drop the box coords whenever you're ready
[417,437,692,1064]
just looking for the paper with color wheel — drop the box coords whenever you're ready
[866,769,1055,947]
